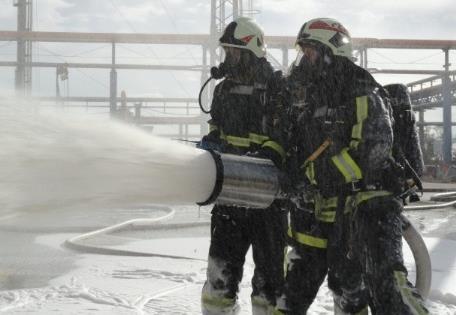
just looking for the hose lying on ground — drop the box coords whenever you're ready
[402,214,432,299]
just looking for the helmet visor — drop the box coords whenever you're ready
[223,46,241,65]
[293,43,321,68]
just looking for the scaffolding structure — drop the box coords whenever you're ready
[3,1,456,161]
[14,0,32,96]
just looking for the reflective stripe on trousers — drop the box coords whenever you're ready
[251,296,283,315]
[394,271,429,315]
[202,292,239,315]
[287,226,328,249]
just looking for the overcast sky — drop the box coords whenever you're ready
[0,0,453,38]
[0,0,454,113]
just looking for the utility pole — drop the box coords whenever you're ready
[110,43,117,116]
[14,0,33,97]
[442,48,453,164]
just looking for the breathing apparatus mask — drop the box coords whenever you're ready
[289,41,333,84]
[198,17,266,114]
[198,48,251,114]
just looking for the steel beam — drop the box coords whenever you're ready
[0,61,207,71]
[368,68,446,75]
[416,122,456,127]
[18,96,198,103]
[412,98,456,110]
[2,31,456,50]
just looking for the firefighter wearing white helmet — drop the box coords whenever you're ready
[219,16,266,58]
[273,18,429,315]
[200,16,287,315]
[296,17,353,59]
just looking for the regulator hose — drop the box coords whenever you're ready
[198,65,226,114]
[198,76,213,114]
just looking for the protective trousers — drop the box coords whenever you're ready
[351,195,428,315]
[277,205,367,315]
[277,206,332,314]
[277,194,428,315]
[201,203,287,315]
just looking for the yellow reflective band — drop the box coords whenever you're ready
[273,309,285,315]
[216,131,281,151]
[251,296,273,308]
[331,148,363,183]
[350,96,369,149]
[303,161,317,185]
[251,300,280,315]
[394,271,429,315]
[249,133,270,144]
[314,195,337,223]
[218,133,272,148]
[344,190,392,213]
[355,307,369,315]
[262,140,286,161]
[224,135,251,147]
[315,195,338,210]
[316,210,336,223]
[287,227,327,249]
[202,294,236,309]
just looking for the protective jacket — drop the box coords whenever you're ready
[283,58,394,198]
[201,57,287,315]
[275,58,429,315]
[203,58,285,162]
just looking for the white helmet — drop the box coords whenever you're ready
[296,18,353,60]
[219,17,266,58]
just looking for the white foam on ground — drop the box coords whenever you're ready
[0,232,455,314]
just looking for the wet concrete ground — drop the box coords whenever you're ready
[0,182,455,293]
[0,205,208,291]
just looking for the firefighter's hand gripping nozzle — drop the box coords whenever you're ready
[197,150,281,209]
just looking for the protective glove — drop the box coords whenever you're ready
[278,171,294,197]
[409,192,421,203]
[197,135,223,151]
